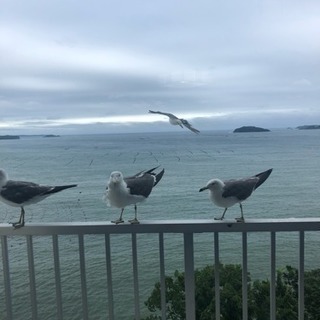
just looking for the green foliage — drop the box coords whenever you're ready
[305,269,320,320]
[142,264,320,320]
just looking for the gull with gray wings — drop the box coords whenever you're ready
[104,166,165,224]
[149,110,200,134]
[0,169,77,228]
[199,168,273,222]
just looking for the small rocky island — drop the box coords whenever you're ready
[233,126,270,133]
[43,134,60,138]
[297,125,320,130]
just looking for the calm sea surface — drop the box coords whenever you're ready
[1,129,320,319]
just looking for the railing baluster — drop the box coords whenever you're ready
[1,235,13,320]
[132,233,140,319]
[78,234,88,320]
[105,234,114,320]
[214,232,220,319]
[53,235,63,320]
[159,233,166,320]
[270,232,276,320]
[299,231,305,320]
[27,235,38,320]
[242,232,248,320]
[184,233,195,320]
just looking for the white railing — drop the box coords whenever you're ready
[1,218,320,320]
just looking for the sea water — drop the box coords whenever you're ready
[0,129,320,319]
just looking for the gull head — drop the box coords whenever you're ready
[0,169,8,187]
[199,179,224,193]
[109,171,124,185]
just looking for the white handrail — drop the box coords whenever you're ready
[1,218,318,320]
[1,218,320,235]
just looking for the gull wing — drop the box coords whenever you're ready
[1,180,53,204]
[148,110,179,120]
[125,166,164,198]
[180,119,200,134]
[125,174,155,198]
[222,177,259,201]
[222,169,272,201]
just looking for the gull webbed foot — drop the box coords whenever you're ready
[111,219,124,224]
[128,218,140,224]
[12,221,25,229]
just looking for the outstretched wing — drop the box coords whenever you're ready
[180,119,200,134]
[149,110,179,120]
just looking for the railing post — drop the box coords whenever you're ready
[299,231,305,320]
[105,234,115,320]
[27,235,38,320]
[270,232,276,320]
[242,232,248,320]
[1,235,13,320]
[184,233,195,320]
[214,232,220,319]
[52,235,63,320]
[78,235,88,320]
[159,233,167,320]
[132,233,140,319]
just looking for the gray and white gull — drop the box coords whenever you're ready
[149,110,200,134]
[0,169,77,228]
[105,166,165,224]
[199,168,273,222]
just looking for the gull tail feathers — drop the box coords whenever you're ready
[254,169,273,190]
[45,184,77,195]
[154,168,165,187]
[134,166,160,177]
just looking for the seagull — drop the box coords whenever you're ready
[105,166,165,224]
[0,169,77,228]
[199,168,273,222]
[148,110,200,134]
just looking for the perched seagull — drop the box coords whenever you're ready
[148,110,200,134]
[105,166,165,224]
[0,169,77,228]
[199,168,273,222]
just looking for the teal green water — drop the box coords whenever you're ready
[1,129,320,319]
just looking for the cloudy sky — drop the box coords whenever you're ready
[1,0,319,134]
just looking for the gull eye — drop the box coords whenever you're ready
[209,181,217,188]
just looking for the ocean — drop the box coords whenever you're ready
[0,129,320,319]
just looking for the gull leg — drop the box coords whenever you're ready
[215,208,228,220]
[129,205,140,224]
[236,203,245,223]
[112,208,125,224]
[12,207,25,229]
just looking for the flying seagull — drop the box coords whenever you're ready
[148,110,200,134]
[0,169,77,228]
[104,166,165,224]
[199,168,273,222]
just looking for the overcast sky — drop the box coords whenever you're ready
[1,0,319,134]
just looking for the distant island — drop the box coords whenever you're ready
[233,126,270,133]
[296,125,320,130]
[0,135,20,140]
[43,134,60,138]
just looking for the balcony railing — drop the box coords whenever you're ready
[1,218,320,320]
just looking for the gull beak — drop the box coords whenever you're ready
[199,186,208,192]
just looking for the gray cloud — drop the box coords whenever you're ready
[0,0,319,134]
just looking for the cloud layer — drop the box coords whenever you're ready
[1,0,319,134]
